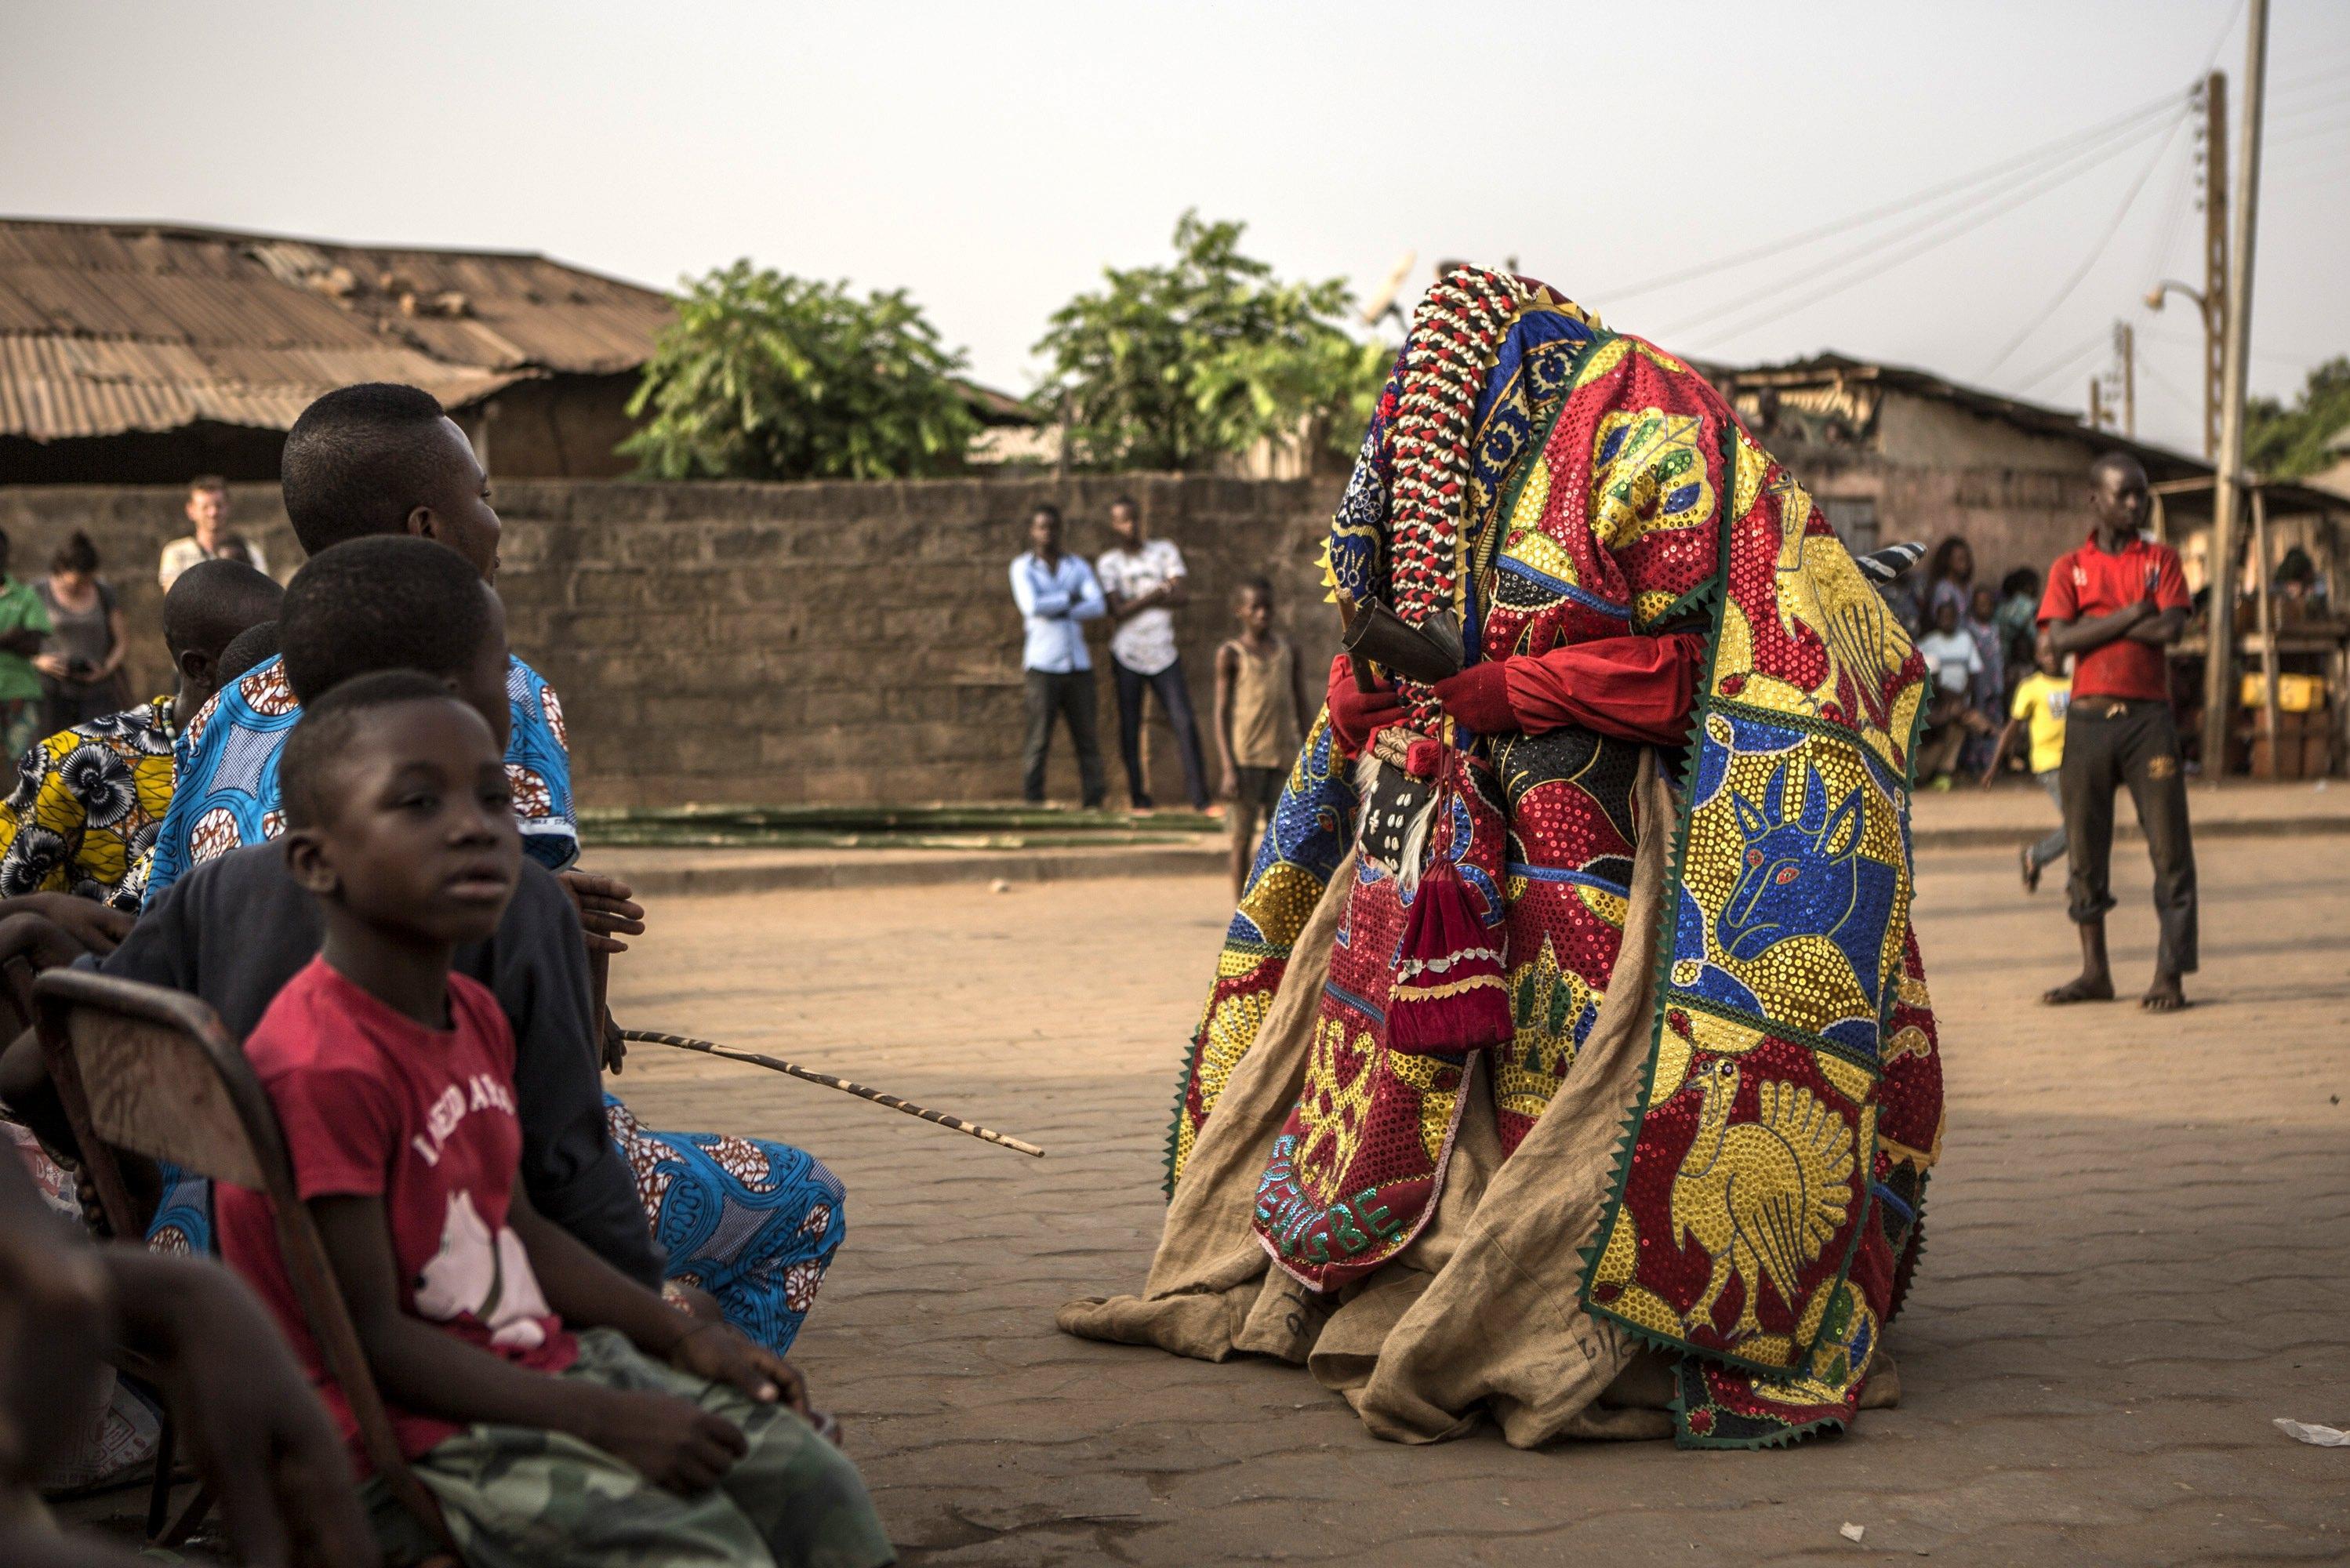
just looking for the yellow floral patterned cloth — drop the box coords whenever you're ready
[0,695,176,909]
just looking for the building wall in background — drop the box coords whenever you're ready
[0,475,1341,807]
[1768,389,2122,592]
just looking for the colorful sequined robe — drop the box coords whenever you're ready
[1164,270,1945,1448]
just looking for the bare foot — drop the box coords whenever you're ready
[2141,974,2189,1012]
[2043,972,2115,1005]
[2018,845,2041,894]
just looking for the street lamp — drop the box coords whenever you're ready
[2145,280,2222,459]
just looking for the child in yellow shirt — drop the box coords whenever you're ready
[1984,647,2072,891]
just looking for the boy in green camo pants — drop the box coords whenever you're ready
[369,1329,884,1568]
[210,660,891,1568]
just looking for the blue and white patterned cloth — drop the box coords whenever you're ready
[137,652,579,906]
[606,1098,848,1354]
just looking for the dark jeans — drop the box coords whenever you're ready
[1022,669,1106,808]
[1111,657,1210,810]
[2060,696,2197,975]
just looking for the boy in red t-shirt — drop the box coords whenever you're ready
[2035,452,2197,1012]
[216,671,892,1568]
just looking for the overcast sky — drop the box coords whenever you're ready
[5,0,2345,456]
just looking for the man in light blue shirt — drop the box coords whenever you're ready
[1009,503,1108,807]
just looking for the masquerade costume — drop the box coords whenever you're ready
[1062,270,1944,1449]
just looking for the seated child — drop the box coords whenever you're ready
[0,538,844,1351]
[219,672,892,1568]
[0,557,281,909]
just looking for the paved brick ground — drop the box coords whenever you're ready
[594,831,2349,1566]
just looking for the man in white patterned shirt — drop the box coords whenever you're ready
[1093,496,1210,811]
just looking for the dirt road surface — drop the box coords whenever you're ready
[601,833,2347,1566]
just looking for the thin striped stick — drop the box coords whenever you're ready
[620,1029,1044,1158]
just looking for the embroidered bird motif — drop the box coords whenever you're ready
[1671,1058,1853,1341]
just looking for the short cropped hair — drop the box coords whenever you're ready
[216,620,281,685]
[1234,574,1273,603]
[187,474,227,496]
[280,383,453,555]
[279,535,493,705]
[1030,503,1062,525]
[280,670,465,831]
[1110,495,1139,516]
[2089,450,2145,485]
[162,558,283,663]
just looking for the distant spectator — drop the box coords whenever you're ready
[32,530,127,735]
[1993,567,2042,674]
[1913,597,1990,789]
[1923,535,1975,627]
[0,558,281,909]
[0,530,53,779]
[1009,503,1108,808]
[157,474,267,590]
[1963,584,2006,774]
[1981,644,2073,893]
[1095,496,1211,812]
[1212,576,1309,899]
[2272,546,2325,623]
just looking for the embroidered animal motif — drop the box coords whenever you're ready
[1671,1058,1854,1339]
[1717,760,1893,1006]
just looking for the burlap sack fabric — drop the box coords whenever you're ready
[1058,757,1678,1446]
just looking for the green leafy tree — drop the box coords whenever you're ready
[623,262,979,481]
[1032,212,1391,470]
[2245,356,2350,481]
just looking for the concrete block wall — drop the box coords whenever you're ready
[0,474,1343,808]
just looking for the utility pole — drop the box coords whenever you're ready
[2199,2,2267,782]
[2200,71,2228,460]
[2116,321,2135,437]
[2089,376,2107,431]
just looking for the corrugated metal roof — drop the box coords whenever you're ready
[0,218,674,441]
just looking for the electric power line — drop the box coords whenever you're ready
[2267,112,2350,151]
[2198,0,2247,73]
[2137,113,2198,289]
[2135,354,2201,413]
[1980,113,2189,376]
[2268,85,2350,123]
[2014,327,2116,394]
[2017,339,2110,401]
[1672,107,2186,351]
[1595,86,2188,305]
[2137,325,2326,373]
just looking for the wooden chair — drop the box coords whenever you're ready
[32,967,456,1559]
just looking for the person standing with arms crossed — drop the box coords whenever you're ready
[1009,504,1108,808]
[2037,452,2196,1011]
[1095,496,1211,812]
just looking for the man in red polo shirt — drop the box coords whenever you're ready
[2037,452,2196,1011]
